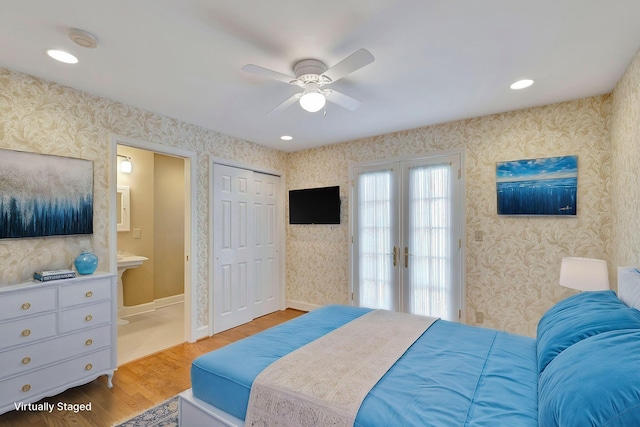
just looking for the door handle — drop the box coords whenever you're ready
[392,246,398,267]
[404,247,409,268]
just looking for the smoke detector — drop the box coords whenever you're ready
[68,28,98,49]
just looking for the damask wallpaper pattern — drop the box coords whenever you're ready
[0,69,286,330]
[610,49,640,277]
[1,45,638,337]
[286,96,612,337]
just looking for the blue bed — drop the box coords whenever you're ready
[188,289,640,426]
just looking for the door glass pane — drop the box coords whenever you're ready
[358,170,393,310]
[408,164,454,319]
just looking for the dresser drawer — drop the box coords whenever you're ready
[0,288,56,322]
[0,313,57,348]
[0,325,111,379]
[60,301,111,333]
[58,278,112,308]
[0,348,112,409]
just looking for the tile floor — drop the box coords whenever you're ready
[117,302,184,366]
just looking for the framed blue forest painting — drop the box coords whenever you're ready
[0,149,93,238]
[496,155,577,216]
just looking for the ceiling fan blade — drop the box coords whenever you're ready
[267,93,301,115]
[242,64,296,85]
[321,49,375,83]
[325,90,363,111]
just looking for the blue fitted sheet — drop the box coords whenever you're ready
[191,305,538,426]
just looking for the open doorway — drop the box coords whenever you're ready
[110,135,197,365]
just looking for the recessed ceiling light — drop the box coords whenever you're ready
[280,135,293,141]
[510,79,534,90]
[46,49,78,64]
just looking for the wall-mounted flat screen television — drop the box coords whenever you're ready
[289,186,340,224]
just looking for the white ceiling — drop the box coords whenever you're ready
[1,1,639,152]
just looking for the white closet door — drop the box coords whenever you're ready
[213,164,255,333]
[252,172,280,317]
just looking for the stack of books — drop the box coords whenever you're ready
[34,269,76,282]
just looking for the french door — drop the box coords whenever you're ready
[352,154,462,321]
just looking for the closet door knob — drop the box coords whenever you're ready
[85,291,93,298]
[21,329,31,337]
[85,315,93,322]
[85,363,93,371]
[22,357,31,365]
[85,339,93,346]
[22,384,31,392]
[21,302,31,310]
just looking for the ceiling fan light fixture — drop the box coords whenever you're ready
[242,48,374,114]
[299,83,326,112]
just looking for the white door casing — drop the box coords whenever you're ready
[110,134,198,342]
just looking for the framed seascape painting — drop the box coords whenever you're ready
[0,149,94,239]
[496,155,577,216]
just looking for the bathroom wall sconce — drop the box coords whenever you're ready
[117,154,132,174]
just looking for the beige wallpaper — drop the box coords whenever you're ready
[2,47,638,338]
[611,49,640,276]
[286,96,612,337]
[0,68,286,331]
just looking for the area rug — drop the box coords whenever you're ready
[114,395,179,427]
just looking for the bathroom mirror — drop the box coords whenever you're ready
[117,185,130,232]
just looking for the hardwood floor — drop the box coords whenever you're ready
[0,309,306,427]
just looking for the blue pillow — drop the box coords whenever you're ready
[536,290,640,374]
[539,330,640,427]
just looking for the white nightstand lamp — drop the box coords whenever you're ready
[559,257,610,291]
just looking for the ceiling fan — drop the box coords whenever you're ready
[242,49,375,114]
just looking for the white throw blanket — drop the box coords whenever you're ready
[245,309,437,427]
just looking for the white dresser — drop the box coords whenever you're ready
[0,273,117,414]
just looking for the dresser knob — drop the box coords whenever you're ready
[85,315,93,322]
[22,357,31,365]
[85,339,93,346]
[21,302,31,310]
[85,363,93,371]
[22,384,31,393]
[21,329,31,337]
[85,291,93,298]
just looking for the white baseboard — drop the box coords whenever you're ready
[119,294,184,319]
[193,326,209,342]
[285,300,322,312]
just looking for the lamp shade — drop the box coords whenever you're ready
[559,257,609,291]
[299,83,326,112]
